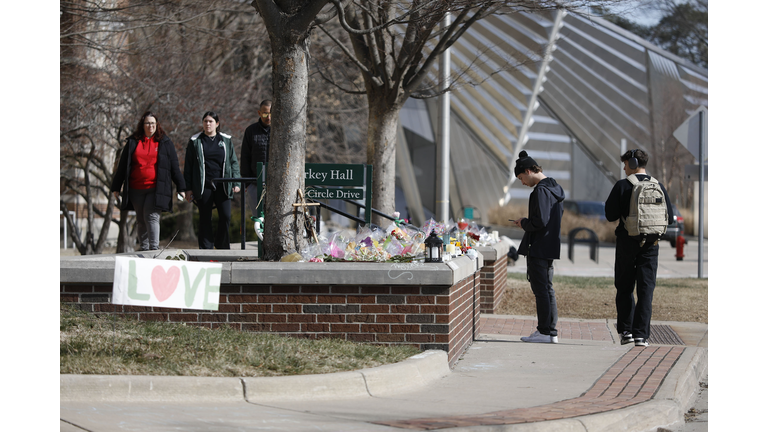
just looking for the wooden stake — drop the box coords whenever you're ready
[295,189,320,244]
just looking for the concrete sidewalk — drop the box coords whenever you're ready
[60,315,708,432]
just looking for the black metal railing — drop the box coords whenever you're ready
[209,178,413,250]
[339,198,420,231]
[210,177,260,250]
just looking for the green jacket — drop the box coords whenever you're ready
[184,132,241,200]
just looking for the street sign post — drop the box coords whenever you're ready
[673,106,707,278]
[684,164,708,182]
[673,106,708,164]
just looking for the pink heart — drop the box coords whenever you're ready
[151,266,180,302]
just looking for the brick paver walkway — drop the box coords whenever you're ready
[374,316,685,430]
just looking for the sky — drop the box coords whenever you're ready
[603,0,689,26]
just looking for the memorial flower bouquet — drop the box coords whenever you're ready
[308,223,425,263]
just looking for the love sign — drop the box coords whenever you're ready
[112,256,222,310]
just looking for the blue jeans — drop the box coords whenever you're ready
[129,187,160,251]
[527,256,558,336]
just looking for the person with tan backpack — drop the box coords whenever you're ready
[605,149,674,347]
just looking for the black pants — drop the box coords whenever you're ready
[614,235,659,339]
[527,256,558,336]
[196,186,231,249]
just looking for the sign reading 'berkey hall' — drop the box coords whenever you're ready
[304,164,364,187]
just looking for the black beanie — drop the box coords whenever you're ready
[514,151,538,177]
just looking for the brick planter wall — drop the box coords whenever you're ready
[448,272,480,364]
[60,254,487,367]
[476,243,509,314]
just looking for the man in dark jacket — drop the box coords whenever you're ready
[241,100,272,218]
[605,149,674,347]
[511,151,565,344]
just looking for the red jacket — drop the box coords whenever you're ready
[111,135,186,212]
[129,136,159,189]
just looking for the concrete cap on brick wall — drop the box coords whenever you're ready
[475,241,509,262]
[61,253,480,287]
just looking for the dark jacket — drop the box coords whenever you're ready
[605,173,674,238]
[110,135,186,212]
[241,120,270,178]
[518,177,565,259]
[184,132,241,200]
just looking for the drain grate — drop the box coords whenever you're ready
[614,323,686,345]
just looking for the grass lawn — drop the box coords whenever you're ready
[61,273,707,376]
[60,305,420,376]
[497,273,708,324]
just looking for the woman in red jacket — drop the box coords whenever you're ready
[111,111,186,251]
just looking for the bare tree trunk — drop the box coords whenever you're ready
[115,208,135,253]
[176,201,197,243]
[367,98,401,227]
[93,198,114,253]
[262,42,310,260]
[253,0,330,260]
[60,200,86,254]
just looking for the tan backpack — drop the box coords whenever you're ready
[622,174,668,237]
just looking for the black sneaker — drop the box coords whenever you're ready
[620,332,634,345]
[634,338,649,347]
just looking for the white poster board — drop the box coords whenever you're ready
[112,256,222,310]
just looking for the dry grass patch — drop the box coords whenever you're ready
[498,273,707,323]
[60,305,420,376]
[488,204,618,243]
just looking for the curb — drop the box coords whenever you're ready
[60,350,450,403]
[444,347,708,432]
[59,374,245,403]
[59,346,707,432]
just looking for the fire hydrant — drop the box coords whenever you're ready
[675,235,686,261]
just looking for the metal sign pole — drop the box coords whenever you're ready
[437,12,451,223]
[365,164,373,225]
[241,186,246,250]
[698,111,704,278]
[257,162,264,258]
[673,106,707,278]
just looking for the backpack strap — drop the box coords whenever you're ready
[621,174,645,235]
[628,173,659,185]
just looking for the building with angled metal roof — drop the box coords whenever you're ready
[395,9,708,227]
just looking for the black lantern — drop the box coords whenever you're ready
[425,230,443,263]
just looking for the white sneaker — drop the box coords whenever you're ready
[521,330,553,343]
[550,335,558,344]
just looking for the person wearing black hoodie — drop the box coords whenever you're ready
[511,151,565,344]
[241,100,271,219]
[605,149,673,347]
